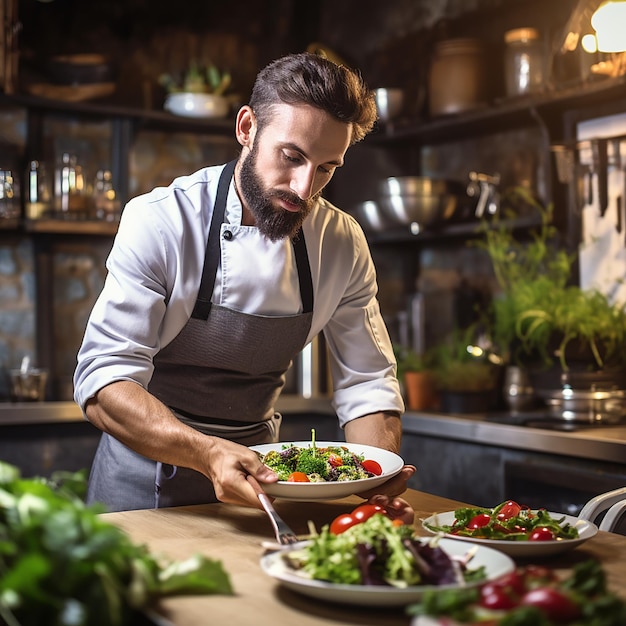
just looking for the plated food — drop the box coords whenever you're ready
[408,560,626,625]
[422,500,598,557]
[250,440,404,501]
[261,510,514,607]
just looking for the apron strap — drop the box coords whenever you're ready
[192,159,237,320]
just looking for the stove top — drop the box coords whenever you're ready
[485,410,626,431]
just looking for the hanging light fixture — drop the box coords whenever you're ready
[591,0,626,52]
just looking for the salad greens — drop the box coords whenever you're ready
[406,560,626,625]
[285,514,486,588]
[260,444,371,482]
[0,461,233,626]
[425,500,579,541]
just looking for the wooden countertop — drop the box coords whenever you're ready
[103,490,626,626]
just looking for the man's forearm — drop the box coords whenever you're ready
[343,411,402,454]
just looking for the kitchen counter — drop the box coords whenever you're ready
[402,410,626,464]
[2,400,625,465]
[0,396,335,426]
[103,489,626,626]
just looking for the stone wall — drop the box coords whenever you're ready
[0,236,35,399]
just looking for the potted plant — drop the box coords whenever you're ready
[477,190,626,393]
[430,324,501,414]
[158,62,233,119]
[393,345,438,411]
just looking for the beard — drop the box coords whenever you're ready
[238,142,318,241]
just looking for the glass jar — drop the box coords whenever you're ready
[0,169,18,219]
[504,27,544,97]
[54,152,87,216]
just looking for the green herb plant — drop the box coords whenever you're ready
[430,324,499,393]
[158,61,232,95]
[477,190,626,371]
[393,344,436,381]
[0,461,233,626]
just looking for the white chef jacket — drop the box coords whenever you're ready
[73,164,404,427]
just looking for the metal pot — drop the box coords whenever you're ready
[539,387,626,424]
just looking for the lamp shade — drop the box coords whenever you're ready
[591,0,626,52]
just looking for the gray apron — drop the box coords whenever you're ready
[87,160,314,511]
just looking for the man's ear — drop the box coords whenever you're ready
[235,105,256,147]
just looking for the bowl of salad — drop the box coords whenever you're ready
[422,500,598,557]
[251,440,404,501]
[261,507,514,607]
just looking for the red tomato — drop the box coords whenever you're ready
[520,587,580,622]
[479,582,518,610]
[468,513,492,529]
[328,453,344,467]
[329,513,359,535]
[528,527,555,541]
[493,571,527,597]
[287,471,310,482]
[361,459,383,475]
[351,503,387,523]
[496,500,522,521]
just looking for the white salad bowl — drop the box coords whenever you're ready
[250,441,405,501]
[164,92,230,119]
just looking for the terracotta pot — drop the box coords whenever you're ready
[404,371,437,411]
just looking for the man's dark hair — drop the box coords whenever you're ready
[249,52,377,144]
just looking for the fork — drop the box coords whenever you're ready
[258,493,299,545]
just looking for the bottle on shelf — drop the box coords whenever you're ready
[25,160,52,219]
[54,152,87,218]
[92,169,121,221]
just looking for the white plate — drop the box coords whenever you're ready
[250,441,404,501]
[260,538,515,607]
[421,511,598,557]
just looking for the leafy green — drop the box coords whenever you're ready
[260,443,371,482]
[0,461,233,626]
[296,514,484,587]
[476,195,626,370]
[425,502,579,541]
[407,560,626,626]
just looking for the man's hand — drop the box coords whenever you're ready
[356,463,416,500]
[201,438,279,509]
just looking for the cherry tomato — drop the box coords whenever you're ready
[528,527,555,541]
[493,571,527,597]
[520,587,580,622]
[351,503,387,523]
[468,513,492,529]
[479,582,518,610]
[496,500,522,521]
[287,471,310,482]
[329,513,359,535]
[328,453,344,467]
[361,459,383,475]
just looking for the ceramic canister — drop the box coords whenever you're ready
[428,38,487,116]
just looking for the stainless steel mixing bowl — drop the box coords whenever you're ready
[378,177,465,226]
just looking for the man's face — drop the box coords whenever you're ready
[238,103,352,241]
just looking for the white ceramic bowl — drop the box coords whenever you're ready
[250,441,404,501]
[164,92,229,119]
